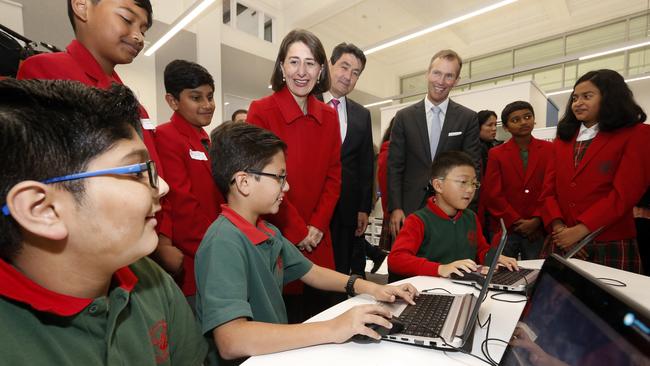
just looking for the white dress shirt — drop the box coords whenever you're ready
[324,91,348,142]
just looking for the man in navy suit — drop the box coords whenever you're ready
[322,43,385,276]
[388,49,480,238]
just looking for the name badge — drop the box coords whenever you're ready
[189,149,208,161]
[448,131,462,136]
[140,118,156,130]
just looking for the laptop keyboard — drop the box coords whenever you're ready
[492,267,534,285]
[397,294,454,337]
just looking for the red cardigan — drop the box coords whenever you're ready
[377,141,390,216]
[539,123,649,241]
[248,87,341,273]
[481,137,553,232]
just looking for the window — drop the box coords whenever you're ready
[223,0,275,43]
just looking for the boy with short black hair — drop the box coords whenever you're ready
[0,78,206,364]
[17,0,174,264]
[196,122,417,365]
[388,151,518,278]
[481,101,553,260]
[155,59,224,302]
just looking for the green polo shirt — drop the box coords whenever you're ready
[0,257,207,365]
[195,205,313,365]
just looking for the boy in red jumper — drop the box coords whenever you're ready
[388,151,517,278]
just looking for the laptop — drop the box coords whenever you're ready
[451,224,604,293]
[379,219,510,352]
[500,254,650,365]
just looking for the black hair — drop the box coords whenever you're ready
[67,0,153,33]
[164,59,214,100]
[430,151,475,180]
[270,29,330,94]
[501,101,534,127]
[231,109,248,122]
[557,69,646,141]
[330,42,366,73]
[477,110,497,128]
[0,79,141,261]
[209,122,287,197]
[382,117,395,143]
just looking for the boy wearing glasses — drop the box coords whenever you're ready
[481,101,552,260]
[0,79,207,364]
[388,151,517,278]
[196,122,417,365]
[154,60,224,305]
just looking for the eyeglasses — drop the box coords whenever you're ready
[231,169,287,189]
[436,177,481,190]
[2,161,158,216]
[507,113,534,125]
[430,70,457,82]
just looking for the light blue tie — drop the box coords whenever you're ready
[429,106,441,161]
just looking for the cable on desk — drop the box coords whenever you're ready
[423,315,498,366]
[596,277,627,287]
[421,287,452,294]
[490,291,527,303]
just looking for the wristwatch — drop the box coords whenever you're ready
[346,274,361,297]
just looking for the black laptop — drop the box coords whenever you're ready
[500,254,650,365]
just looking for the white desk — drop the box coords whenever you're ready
[242,259,650,366]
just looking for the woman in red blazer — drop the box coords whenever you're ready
[247,30,341,321]
[377,118,394,251]
[539,69,648,273]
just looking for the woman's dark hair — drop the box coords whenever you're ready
[557,69,646,141]
[270,29,330,94]
[477,110,497,128]
[382,117,395,143]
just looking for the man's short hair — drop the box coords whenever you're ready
[231,109,248,122]
[67,0,153,32]
[428,49,463,77]
[430,151,475,180]
[501,101,534,127]
[164,59,214,100]
[209,122,287,197]
[330,42,366,73]
[0,79,141,261]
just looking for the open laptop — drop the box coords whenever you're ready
[451,224,604,293]
[379,219,510,352]
[500,254,650,365]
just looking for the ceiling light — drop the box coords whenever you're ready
[364,0,518,55]
[579,40,650,61]
[545,89,572,97]
[364,99,393,108]
[224,102,230,106]
[625,75,650,83]
[144,0,216,56]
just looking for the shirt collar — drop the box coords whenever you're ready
[426,197,463,221]
[220,204,276,245]
[66,40,121,88]
[576,123,599,142]
[273,86,324,125]
[171,112,209,141]
[323,91,346,108]
[424,96,450,115]
[0,258,137,316]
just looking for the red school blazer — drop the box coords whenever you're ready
[156,112,224,296]
[481,137,553,232]
[539,123,649,241]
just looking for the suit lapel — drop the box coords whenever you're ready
[414,101,432,162]
[341,99,353,152]
[523,138,540,184]
[172,114,212,176]
[504,139,525,181]
[436,100,458,157]
[574,131,609,177]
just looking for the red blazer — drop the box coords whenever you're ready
[377,141,390,216]
[481,137,553,231]
[156,112,224,295]
[539,123,649,241]
[248,87,341,273]
[16,40,172,237]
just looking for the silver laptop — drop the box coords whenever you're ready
[452,224,604,293]
[380,221,510,352]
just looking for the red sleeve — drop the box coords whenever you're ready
[482,149,522,228]
[17,55,70,80]
[308,121,341,232]
[538,142,563,230]
[577,126,649,231]
[475,215,492,265]
[247,101,308,244]
[387,214,440,277]
[377,143,389,215]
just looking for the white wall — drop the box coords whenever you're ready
[0,0,24,35]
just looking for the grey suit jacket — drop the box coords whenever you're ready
[387,99,480,215]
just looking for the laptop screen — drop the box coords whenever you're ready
[501,255,650,365]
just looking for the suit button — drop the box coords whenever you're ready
[524,189,530,194]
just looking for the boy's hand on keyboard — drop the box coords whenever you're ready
[438,259,477,278]
[369,283,418,305]
[498,255,519,271]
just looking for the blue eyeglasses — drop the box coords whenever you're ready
[2,160,157,216]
